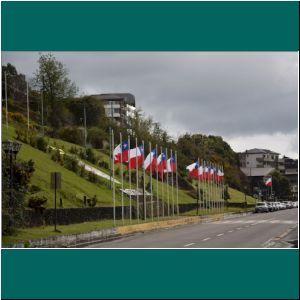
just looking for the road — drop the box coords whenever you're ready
[87,208,298,248]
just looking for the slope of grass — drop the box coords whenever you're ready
[2,122,256,209]
[2,124,122,208]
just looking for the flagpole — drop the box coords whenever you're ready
[156,144,159,220]
[166,147,170,217]
[197,157,200,215]
[4,72,8,128]
[175,151,179,216]
[112,129,116,226]
[150,141,153,221]
[120,132,124,225]
[142,140,146,221]
[26,81,30,137]
[171,149,174,216]
[136,137,139,223]
[222,165,225,213]
[128,135,132,223]
[161,146,164,218]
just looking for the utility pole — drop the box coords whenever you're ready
[83,102,87,158]
[26,81,30,135]
[4,72,8,128]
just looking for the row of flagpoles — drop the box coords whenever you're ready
[111,130,225,225]
[186,160,225,214]
[111,130,179,225]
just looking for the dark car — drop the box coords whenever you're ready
[255,202,269,213]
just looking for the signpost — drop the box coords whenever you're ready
[51,172,61,232]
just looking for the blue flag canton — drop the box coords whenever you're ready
[151,148,157,157]
[170,155,176,163]
[139,145,144,155]
[162,153,167,160]
[122,140,129,151]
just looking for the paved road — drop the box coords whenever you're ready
[87,208,298,248]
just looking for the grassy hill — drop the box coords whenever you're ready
[2,123,256,209]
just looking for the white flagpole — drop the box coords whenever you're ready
[166,148,170,217]
[149,141,153,221]
[160,146,164,218]
[142,140,146,221]
[128,135,132,223]
[197,157,200,215]
[4,72,8,128]
[136,137,139,222]
[156,144,159,220]
[204,161,207,214]
[112,129,116,226]
[175,151,179,216]
[26,81,30,134]
[222,165,225,212]
[171,149,174,216]
[120,132,124,225]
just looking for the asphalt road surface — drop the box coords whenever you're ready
[87,208,298,248]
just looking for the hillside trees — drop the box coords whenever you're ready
[33,53,78,128]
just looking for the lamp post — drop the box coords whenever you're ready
[2,140,22,221]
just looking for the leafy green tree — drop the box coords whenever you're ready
[2,158,35,235]
[34,53,78,128]
[272,171,291,200]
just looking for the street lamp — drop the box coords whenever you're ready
[2,140,22,225]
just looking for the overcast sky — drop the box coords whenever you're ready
[2,51,298,159]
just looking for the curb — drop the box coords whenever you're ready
[4,211,253,248]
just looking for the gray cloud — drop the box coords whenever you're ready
[2,51,298,157]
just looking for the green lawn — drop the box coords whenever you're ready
[2,122,256,209]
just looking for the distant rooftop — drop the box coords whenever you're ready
[241,148,280,155]
[91,93,136,107]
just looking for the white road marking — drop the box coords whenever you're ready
[228,230,233,233]
[217,233,224,237]
[202,237,211,241]
[237,227,243,230]
[184,243,195,247]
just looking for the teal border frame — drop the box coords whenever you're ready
[1,1,299,299]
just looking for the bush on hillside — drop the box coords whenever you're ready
[57,126,84,145]
[36,136,48,152]
[87,127,107,149]
[63,154,79,173]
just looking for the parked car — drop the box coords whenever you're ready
[292,202,298,208]
[283,201,293,209]
[267,202,275,212]
[271,202,279,211]
[255,202,269,213]
[278,202,286,210]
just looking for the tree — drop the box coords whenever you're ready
[34,53,78,128]
[2,158,35,235]
[272,171,291,200]
[2,63,27,102]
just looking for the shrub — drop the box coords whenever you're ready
[28,196,47,213]
[8,112,27,125]
[63,154,79,173]
[87,171,98,183]
[36,136,48,152]
[69,146,79,155]
[87,195,97,207]
[57,126,84,145]
[87,127,107,149]
[51,149,63,164]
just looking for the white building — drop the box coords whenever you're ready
[91,93,136,124]
[239,148,279,169]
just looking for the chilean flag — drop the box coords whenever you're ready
[198,165,204,180]
[113,140,129,164]
[144,149,157,172]
[127,145,144,169]
[165,155,176,173]
[203,165,209,180]
[156,152,167,173]
[265,177,272,187]
[186,161,199,177]
[217,169,224,181]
